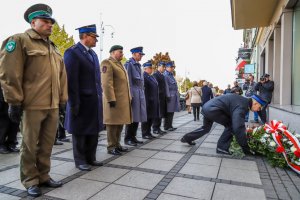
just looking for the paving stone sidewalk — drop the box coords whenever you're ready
[0,112,300,200]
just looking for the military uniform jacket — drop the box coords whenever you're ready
[0,29,68,110]
[143,72,160,119]
[163,71,180,112]
[153,71,167,117]
[125,58,147,122]
[202,94,250,136]
[101,57,132,125]
[64,42,103,135]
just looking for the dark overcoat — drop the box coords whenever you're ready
[143,72,160,119]
[163,71,180,112]
[125,58,147,122]
[201,85,214,105]
[153,71,167,117]
[64,42,103,135]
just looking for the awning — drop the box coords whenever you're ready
[231,0,280,30]
[235,58,246,71]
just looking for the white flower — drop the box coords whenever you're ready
[262,134,269,138]
[290,146,297,153]
[253,127,259,133]
[288,141,293,145]
[295,161,300,165]
[260,138,266,143]
[282,138,288,142]
[269,141,276,147]
[295,133,300,138]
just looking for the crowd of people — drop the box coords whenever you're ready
[0,3,274,198]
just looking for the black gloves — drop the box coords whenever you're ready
[59,104,66,114]
[70,105,79,117]
[8,105,22,123]
[109,101,116,108]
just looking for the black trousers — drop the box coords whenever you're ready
[72,134,98,166]
[152,118,162,131]
[182,110,249,152]
[125,122,139,141]
[164,112,174,129]
[192,105,200,120]
[142,118,154,136]
[257,104,268,124]
[56,124,66,139]
[0,104,19,147]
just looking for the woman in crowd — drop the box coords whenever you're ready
[190,81,202,121]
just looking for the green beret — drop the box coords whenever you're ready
[109,45,123,53]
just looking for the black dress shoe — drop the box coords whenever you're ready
[153,130,159,134]
[216,148,232,155]
[117,146,128,152]
[125,140,137,146]
[133,138,143,144]
[142,135,152,139]
[0,146,10,154]
[27,185,41,197]
[180,137,196,145]
[54,140,63,145]
[89,161,103,166]
[7,145,20,153]
[58,138,70,142]
[167,127,176,131]
[40,178,63,188]
[107,148,122,155]
[159,130,167,134]
[77,164,92,171]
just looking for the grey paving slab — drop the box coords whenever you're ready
[50,162,80,176]
[212,183,266,200]
[0,193,20,200]
[115,170,164,190]
[52,142,73,149]
[51,147,70,154]
[0,154,20,166]
[95,151,114,161]
[180,163,219,178]
[160,134,181,140]
[164,177,215,199]
[157,193,196,200]
[195,147,218,155]
[80,167,129,183]
[90,184,149,200]
[138,158,177,171]
[0,167,20,185]
[218,167,262,185]
[50,159,67,167]
[148,139,174,145]
[164,144,192,152]
[221,158,258,171]
[46,178,108,200]
[53,150,74,159]
[126,149,158,158]
[200,142,217,148]
[142,143,169,150]
[151,152,184,162]
[109,155,147,167]
[188,155,221,166]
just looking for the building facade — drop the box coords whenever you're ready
[231,0,300,132]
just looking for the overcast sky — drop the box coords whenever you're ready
[0,0,243,89]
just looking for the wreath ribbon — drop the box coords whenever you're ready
[264,120,300,174]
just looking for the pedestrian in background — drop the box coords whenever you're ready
[243,74,258,122]
[185,89,192,114]
[0,4,67,196]
[231,81,243,95]
[224,84,231,94]
[101,45,131,155]
[209,83,217,97]
[201,81,214,105]
[190,81,202,121]
[64,24,104,171]
[124,47,147,146]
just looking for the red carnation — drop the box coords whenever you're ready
[294,150,300,158]
[276,146,285,153]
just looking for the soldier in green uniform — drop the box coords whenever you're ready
[0,4,68,197]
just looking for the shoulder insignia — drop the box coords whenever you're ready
[5,40,16,53]
[102,66,107,73]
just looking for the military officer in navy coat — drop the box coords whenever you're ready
[164,61,180,131]
[64,25,104,171]
[181,94,267,155]
[152,62,167,135]
[141,61,159,139]
[124,47,147,146]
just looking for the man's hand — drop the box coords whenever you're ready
[59,104,66,114]
[8,105,22,123]
[109,101,116,108]
[70,105,79,117]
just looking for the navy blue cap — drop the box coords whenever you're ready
[158,61,166,66]
[24,4,55,24]
[130,46,145,55]
[165,61,174,68]
[251,95,267,107]
[143,61,152,68]
[76,24,99,37]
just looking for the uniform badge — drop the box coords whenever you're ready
[5,41,16,53]
[102,66,107,73]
